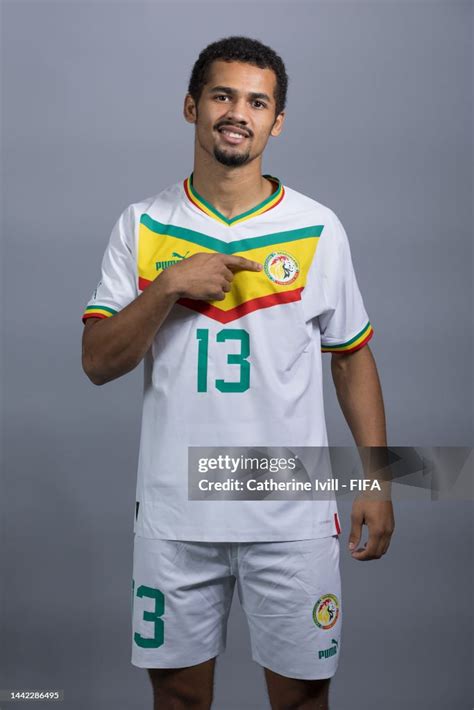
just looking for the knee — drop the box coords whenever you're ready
[148,669,213,710]
[154,686,212,709]
[271,694,328,710]
[268,677,330,710]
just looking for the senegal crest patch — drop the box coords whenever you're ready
[312,594,340,630]
[264,251,300,286]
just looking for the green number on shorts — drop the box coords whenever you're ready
[196,328,250,393]
[133,584,165,649]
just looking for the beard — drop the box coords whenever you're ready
[213,145,251,167]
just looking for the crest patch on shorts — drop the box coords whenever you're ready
[312,593,339,630]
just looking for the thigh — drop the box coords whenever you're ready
[131,536,235,669]
[237,535,342,681]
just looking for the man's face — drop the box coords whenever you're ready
[184,60,285,168]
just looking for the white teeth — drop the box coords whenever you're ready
[221,130,246,138]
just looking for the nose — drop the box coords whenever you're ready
[222,97,249,126]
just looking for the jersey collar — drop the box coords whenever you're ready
[183,172,285,226]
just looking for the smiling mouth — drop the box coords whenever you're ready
[217,127,250,145]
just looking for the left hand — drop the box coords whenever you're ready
[348,496,395,561]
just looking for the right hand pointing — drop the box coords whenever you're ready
[161,252,263,301]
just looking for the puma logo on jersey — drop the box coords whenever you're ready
[155,251,190,271]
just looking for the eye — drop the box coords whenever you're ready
[252,100,267,109]
[215,94,230,101]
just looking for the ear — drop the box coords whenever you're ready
[183,94,197,124]
[270,111,285,137]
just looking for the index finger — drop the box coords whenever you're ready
[223,254,263,273]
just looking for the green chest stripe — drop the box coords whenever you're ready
[140,213,324,254]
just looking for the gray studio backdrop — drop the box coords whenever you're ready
[2,1,472,709]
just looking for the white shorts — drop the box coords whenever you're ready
[131,534,342,680]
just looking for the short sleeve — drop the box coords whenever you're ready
[302,209,374,353]
[81,206,137,324]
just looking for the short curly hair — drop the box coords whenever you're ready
[187,36,289,119]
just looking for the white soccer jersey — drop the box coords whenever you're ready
[82,174,374,541]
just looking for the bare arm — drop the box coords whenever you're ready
[331,344,395,560]
[82,273,178,385]
[81,252,262,386]
[330,344,386,446]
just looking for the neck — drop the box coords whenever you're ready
[191,156,275,220]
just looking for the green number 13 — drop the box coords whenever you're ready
[196,328,250,393]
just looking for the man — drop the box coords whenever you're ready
[82,36,394,710]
